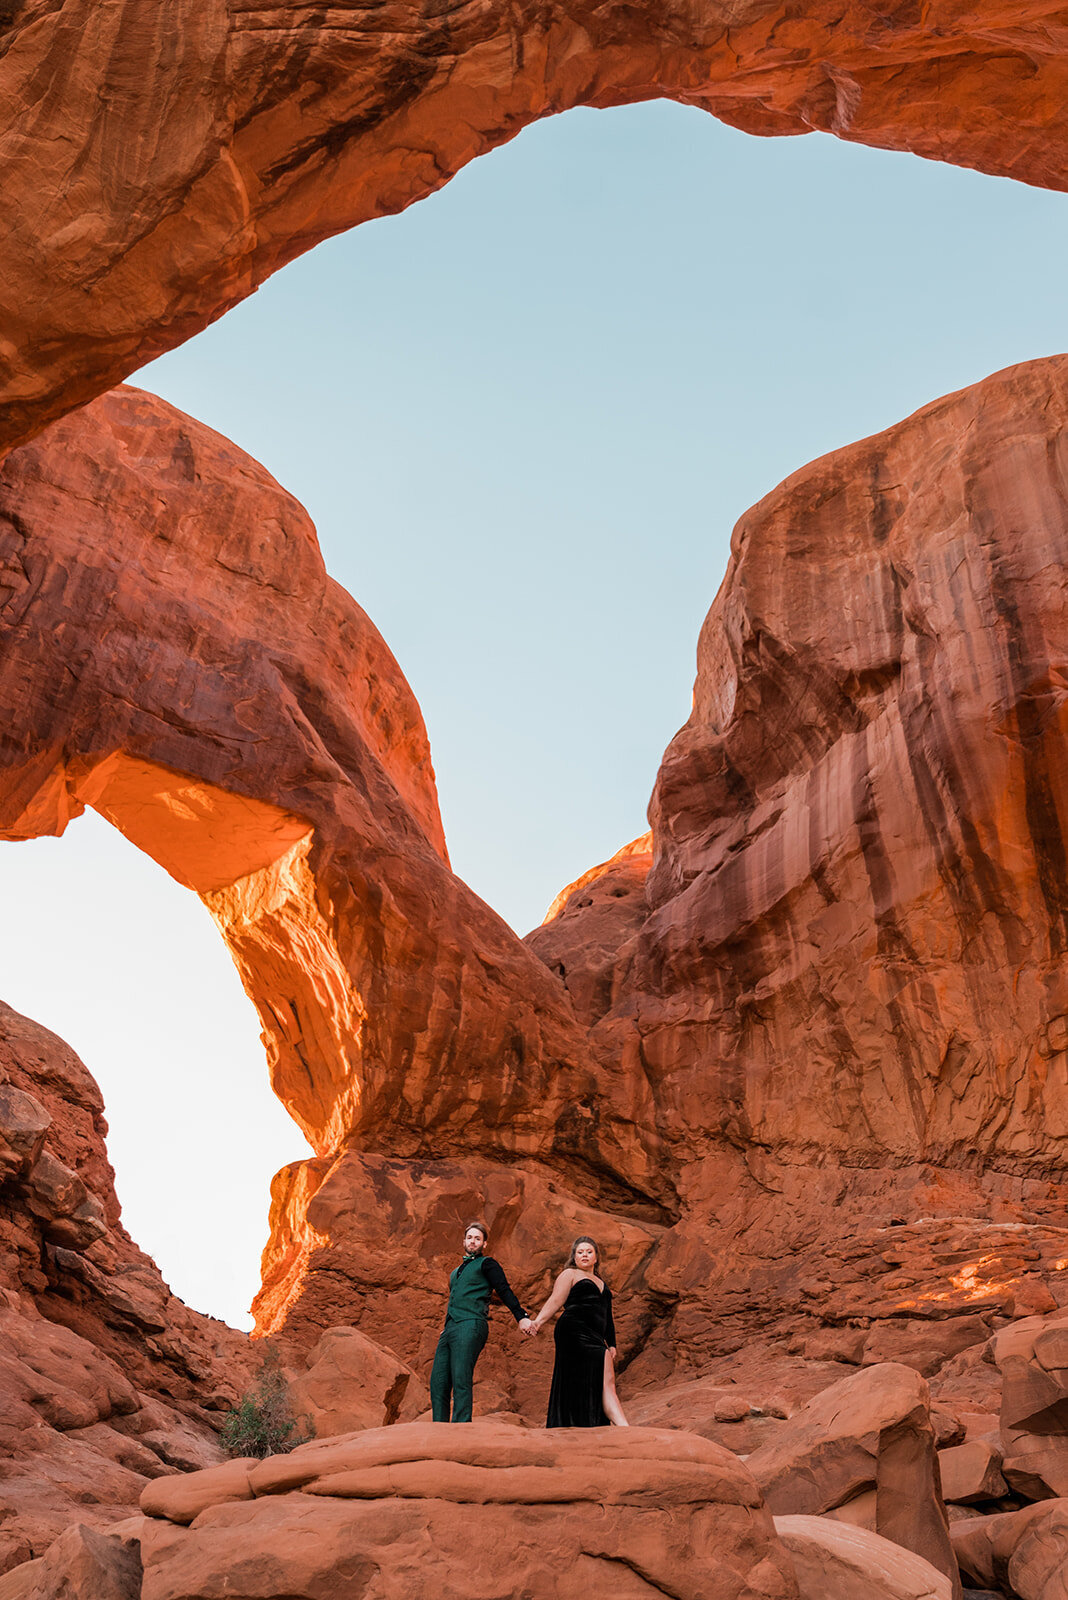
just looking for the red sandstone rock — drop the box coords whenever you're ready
[775,1515,953,1600]
[140,1459,256,1527]
[10,357,1068,1585]
[990,1308,1068,1498]
[0,1000,258,1570]
[288,1325,427,1437]
[138,1419,799,1600]
[255,1147,661,1419]
[5,0,1068,461]
[747,1364,959,1594]
[0,1525,141,1600]
[525,835,653,1030]
[532,356,1068,1385]
[937,1441,1006,1505]
[824,1490,878,1532]
[862,1319,992,1379]
[0,388,663,1387]
[714,1395,753,1423]
[951,1499,1068,1598]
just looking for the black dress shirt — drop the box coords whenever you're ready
[457,1253,527,1322]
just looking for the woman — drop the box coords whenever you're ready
[531,1236,628,1426]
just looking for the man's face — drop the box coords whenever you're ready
[463,1226,486,1256]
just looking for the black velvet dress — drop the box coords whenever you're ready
[546,1277,616,1427]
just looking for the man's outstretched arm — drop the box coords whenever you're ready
[483,1258,534,1332]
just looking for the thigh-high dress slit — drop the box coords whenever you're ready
[546,1279,615,1428]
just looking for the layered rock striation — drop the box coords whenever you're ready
[0,1000,252,1573]
[531,354,1068,1377]
[135,1419,800,1600]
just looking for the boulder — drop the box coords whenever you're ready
[990,1310,1068,1498]
[139,1420,798,1600]
[775,1515,953,1600]
[952,1499,1068,1599]
[140,1459,256,1527]
[0,1525,140,1600]
[937,1442,1006,1505]
[288,1326,428,1438]
[862,1319,991,1379]
[747,1364,959,1595]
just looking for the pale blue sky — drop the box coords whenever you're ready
[4,102,1068,1327]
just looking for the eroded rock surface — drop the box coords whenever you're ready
[0,1001,251,1572]
[532,354,1068,1385]
[776,1516,953,1600]
[0,386,665,1386]
[746,1363,958,1593]
[5,0,1068,460]
[136,1418,799,1600]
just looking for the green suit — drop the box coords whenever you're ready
[430,1254,526,1422]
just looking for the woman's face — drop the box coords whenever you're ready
[574,1241,598,1271]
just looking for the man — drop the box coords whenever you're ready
[430,1219,534,1422]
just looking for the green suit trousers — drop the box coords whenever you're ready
[430,1317,489,1423]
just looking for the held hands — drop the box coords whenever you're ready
[519,1317,538,1338]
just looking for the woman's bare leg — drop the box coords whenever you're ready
[603,1350,629,1426]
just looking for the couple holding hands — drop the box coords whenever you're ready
[430,1221,629,1428]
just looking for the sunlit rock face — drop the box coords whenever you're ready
[0,387,665,1379]
[4,0,1068,458]
[531,355,1068,1374]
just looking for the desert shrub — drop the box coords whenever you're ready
[219,1347,312,1459]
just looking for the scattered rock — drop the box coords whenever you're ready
[775,1514,953,1600]
[747,1364,959,1595]
[952,1499,1068,1599]
[931,1409,967,1449]
[289,1325,428,1439]
[937,1441,1007,1505]
[0,1524,140,1600]
[863,1319,992,1379]
[713,1395,752,1422]
[991,1310,1068,1498]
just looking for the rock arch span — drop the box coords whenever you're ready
[3,0,1068,458]
[0,384,666,1375]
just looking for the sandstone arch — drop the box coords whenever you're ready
[0,383,667,1382]
[3,0,1068,460]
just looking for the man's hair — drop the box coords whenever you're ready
[464,1220,489,1243]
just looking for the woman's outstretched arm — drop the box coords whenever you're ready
[531,1270,576,1333]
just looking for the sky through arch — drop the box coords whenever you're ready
[2,101,1068,1328]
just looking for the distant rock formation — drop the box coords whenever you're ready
[0,1000,249,1572]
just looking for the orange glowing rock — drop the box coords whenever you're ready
[5,0,1068,459]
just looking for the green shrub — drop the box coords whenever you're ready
[219,1347,312,1459]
